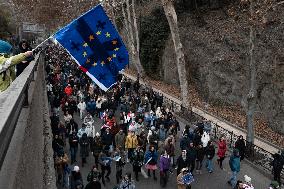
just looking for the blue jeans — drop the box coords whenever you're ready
[230,171,238,188]
[70,147,77,162]
[206,158,213,172]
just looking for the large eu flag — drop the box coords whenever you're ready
[53,4,129,91]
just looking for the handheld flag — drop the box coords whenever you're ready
[53,4,129,91]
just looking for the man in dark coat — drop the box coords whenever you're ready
[79,133,89,167]
[176,150,189,175]
[271,151,284,186]
[14,40,33,76]
[235,135,246,161]
[69,131,79,164]
[187,142,197,173]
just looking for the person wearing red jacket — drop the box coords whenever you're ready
[64,84,73,96]
[217,136,227,169]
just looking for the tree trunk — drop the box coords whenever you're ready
[246,0,256,157]
[162,0,189,107]
[109,0,118,29]
[125,0,145,78]
[121,0,133,68]
[131,0,145,77]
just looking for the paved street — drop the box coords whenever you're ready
[58,109,272,189]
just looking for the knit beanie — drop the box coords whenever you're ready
[0,40,12,54]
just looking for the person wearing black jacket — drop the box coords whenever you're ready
[196,143,205,174]
[80,133,90,167]
[14,40,33,76]
[101,128,113,151]
[176,150,189,175]
[205,141,215,173]
[187,142,197,173]
[52,134,64,155]
[66,119,79,136]
[69,131,79,164]
[235,135,246,161]
[271,151,284,186]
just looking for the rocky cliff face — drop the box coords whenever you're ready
[161,3,284,134]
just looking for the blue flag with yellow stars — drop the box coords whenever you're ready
[53,4,129,91]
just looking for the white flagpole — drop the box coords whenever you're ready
[32,36,53,52]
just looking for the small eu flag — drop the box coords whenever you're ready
[53,4,129,91]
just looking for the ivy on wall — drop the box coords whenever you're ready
[140,8,170,79]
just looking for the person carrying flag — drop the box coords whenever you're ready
[0,39,33,92]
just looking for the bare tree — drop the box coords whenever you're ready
[246,0,256,156]
[161,0,189,107]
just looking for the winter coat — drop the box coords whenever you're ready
[69,134,79,148]
[64,86,73,96]
[85,181,101,189]
[180,137,190,151]
[115,132,126,149]
[158,128,167,141]
[229,154,240,172]
[159,155,171,171]
[102,132,113,146]
[235,139,246,158]
[176,155,189,174]
[55,153,69,175]
[144,150,158,165]
[0,53,27,92]
[272,153,284,173]
[91,138,103,156]
[77,102,86,111]
[164,143,175,156]
[87,170,102,182]
[196,147,205,161]
[86,100,96,114]
[69,171,83,189]
[205,145,215,160]
[217,140,227,158]
[125,134,138,149]
[131,149,144,171]
[201,133,210,148]
[14,41,33,76]
[187,147,197,161]
[80,135,89,158]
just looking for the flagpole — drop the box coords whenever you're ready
[32,36,53,53]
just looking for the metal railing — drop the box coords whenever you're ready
[123,73,283,178]
[0,53,41,169]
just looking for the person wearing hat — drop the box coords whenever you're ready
[0,39,33,92]
[228,148,241,188]
[70,165,83,189]
[14,40,33,76]
[243,175,254,189]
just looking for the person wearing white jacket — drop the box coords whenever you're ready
[77,100,86,120]
[201,132,210,148]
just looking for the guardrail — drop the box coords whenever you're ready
[0,53,40,169]
[123,72,283,178]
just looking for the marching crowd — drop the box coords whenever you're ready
[45,43,283,189]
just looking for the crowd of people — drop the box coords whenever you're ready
[43,42,283,189]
